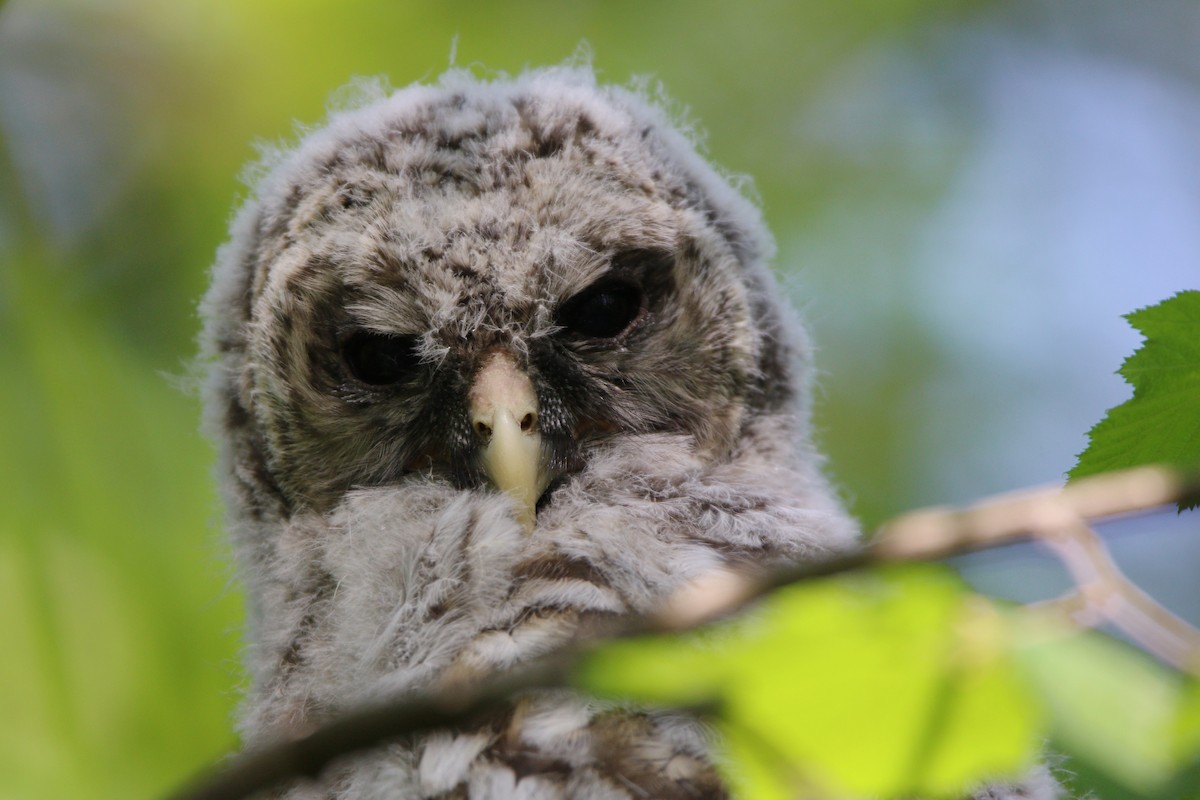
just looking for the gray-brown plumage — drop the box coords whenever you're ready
[200,66,1058,799]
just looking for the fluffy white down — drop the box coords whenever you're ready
[242,428,855,735]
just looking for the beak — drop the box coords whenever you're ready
[468,352,550,531]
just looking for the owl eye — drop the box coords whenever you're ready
[557,279,644,339]
[342,331,422,386]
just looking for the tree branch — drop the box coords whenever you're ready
[165,465,1200,800]
[1038,516,1200,673]
[167,660,573,800]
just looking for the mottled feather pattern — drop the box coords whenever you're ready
[202,66,1060,798]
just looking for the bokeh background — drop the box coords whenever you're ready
[1,1,1196,797]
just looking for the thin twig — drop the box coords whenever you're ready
[872,464,1196,561]
[1038,517,1200,674]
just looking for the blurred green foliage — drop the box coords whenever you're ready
[1020,626,1197,800]
[580,564,1200,799]
[2,1,1196,798]
[1,251,240,796]
[581,565,1042,798]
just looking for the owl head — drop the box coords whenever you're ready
[201,67,835,534]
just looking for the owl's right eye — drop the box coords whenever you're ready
[557,279,644,340]
[342,332,422,386]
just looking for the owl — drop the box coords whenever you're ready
[200,66,1058,799]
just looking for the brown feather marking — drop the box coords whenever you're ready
[589,711,729,799]
[513,553,613,587]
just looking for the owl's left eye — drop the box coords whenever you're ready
[557,279,644,339]
[342,332,422,386]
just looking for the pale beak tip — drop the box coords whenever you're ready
[469,353,550,532]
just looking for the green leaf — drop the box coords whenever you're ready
[1173,680,1200,770]
[1070,291,1200,510]
[577,566,1042,798]
[1019,629,1186,795]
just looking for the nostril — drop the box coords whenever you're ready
[474,420,492,441]
[519,412,537,433]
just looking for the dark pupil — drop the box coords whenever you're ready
[343,332,420,385]
[560,282,642,338]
